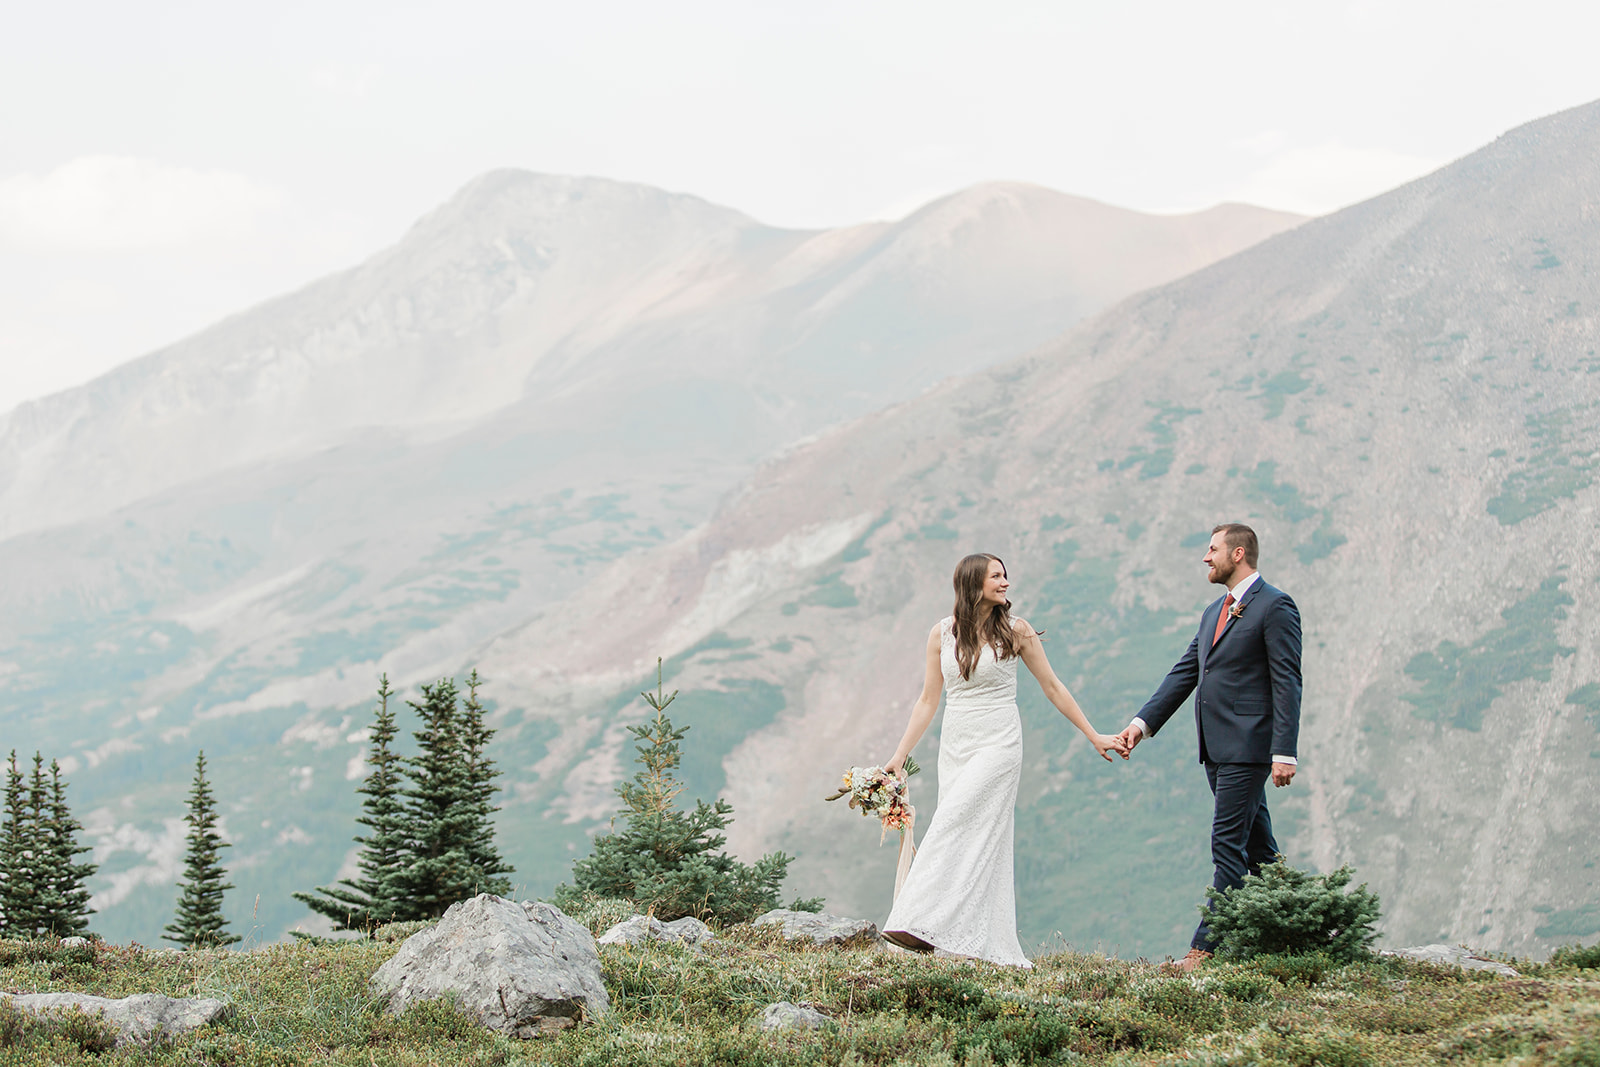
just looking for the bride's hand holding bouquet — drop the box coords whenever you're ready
[824,756,921,842]
[825,756,923,898]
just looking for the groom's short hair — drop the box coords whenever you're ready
[1212,523,1259,567]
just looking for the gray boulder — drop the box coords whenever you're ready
[598,915,716,949]
[59,936,90,948]
[760,1001,836,1032]
[1385,944,1520,976]
[753,909,879,947]
[369,894,609,1038]
[0,992,231,1046]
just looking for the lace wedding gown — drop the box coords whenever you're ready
[883,616,1031,968]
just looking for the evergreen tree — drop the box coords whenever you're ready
[19,755,50,938]
[553,660,811,924]
[34,760,96,937]
[295,672,514,928]
[293,676,411,931]
[386,679,483,918]
[455,670,513,898]
[163,752,240,949]
[0,751,37,935]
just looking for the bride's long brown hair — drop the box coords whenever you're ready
[951,553,1025,680]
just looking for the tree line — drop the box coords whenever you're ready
[0,752,96,938]
[2,662,814,947]
[292,671,512,931]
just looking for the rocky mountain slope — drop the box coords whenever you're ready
[0,173,1300,944]
[478,100,1600,959]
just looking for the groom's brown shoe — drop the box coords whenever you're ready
[1173,948,1213,974]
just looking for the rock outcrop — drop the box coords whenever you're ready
[760,1001,836,1031]
[597,915,716,949]
[753,909,879,947]
[369,895,609,1037]
[1386,944,1520,976]
[0,992,231,1046]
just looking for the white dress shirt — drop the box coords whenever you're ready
[1128,570,1297,765]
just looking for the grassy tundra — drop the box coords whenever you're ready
[2,917,1598,1066]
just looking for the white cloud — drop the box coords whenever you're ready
[79,736,142,769]
[0,156,285,253]
[280,712,352,749]
[1227,142,1446,217]
[84,813,189,910]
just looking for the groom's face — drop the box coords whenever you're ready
[1204,533,1239,585]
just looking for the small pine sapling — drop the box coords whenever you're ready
[1549,940,1600,970]
[553,659,811,924]
[1201,859,1381,962]
[163,751,241,949]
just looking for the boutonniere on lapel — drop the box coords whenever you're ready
[1228,602,1245,621]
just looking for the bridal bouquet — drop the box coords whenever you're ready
[824,756,921,844]
[825,757,923,899]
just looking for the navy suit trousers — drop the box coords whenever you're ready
[1191,761,1280,952]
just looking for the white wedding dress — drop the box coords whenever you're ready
[883,616,1031,968]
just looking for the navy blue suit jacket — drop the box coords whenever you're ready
[1137,577,1302,764]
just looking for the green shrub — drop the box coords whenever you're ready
[1054,963,1129,1002]
[1130,974,1226,1031]
[1202,862,1380,962]
[1434,1015,1549,1061]
[1257,1030,1374,1067]
[1550,940,1600,970]
[841,970,1181,1062]
[849,970,991,1018]
[1214,969,1279,1002]
[371,919,439,943]
[552,663,816,925]
[0,1000,119,1055]
[1245,951,1337,986]
[0,938,96,967]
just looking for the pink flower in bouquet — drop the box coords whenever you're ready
[824,758,920,842]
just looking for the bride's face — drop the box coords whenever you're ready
[981,560,1009,606]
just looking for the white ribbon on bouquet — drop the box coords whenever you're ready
[893,812,917,901]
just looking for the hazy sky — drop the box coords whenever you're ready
[3,0,1599,414]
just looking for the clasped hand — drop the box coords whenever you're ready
[1093,732,1131,762]
[1110,725,1297,787]
[894,731,1130,772]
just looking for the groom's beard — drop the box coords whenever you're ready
[1208,560,1235,585]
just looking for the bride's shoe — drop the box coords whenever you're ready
[882,930,934,953]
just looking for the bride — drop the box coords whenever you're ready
[882,553,1126,966]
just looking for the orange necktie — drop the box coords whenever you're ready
[1212,593,1235,646]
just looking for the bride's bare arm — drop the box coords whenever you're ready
[885,624,943,777]
[1015,618,1128,762]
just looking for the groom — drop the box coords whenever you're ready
[1116,523,1302,972]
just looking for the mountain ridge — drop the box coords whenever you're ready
[0,168,1306,945]
[473,99,1600,956]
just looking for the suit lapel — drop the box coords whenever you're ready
[1212,578,1265,652]
[1197,596,1225,675]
